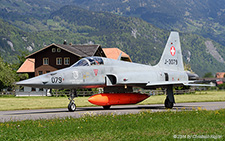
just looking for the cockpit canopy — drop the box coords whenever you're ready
[73,57,104,67]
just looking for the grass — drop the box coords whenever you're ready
[0,109,224,140]
[0,91,225,111]
[0,96,91,111]
[140,91,225,105]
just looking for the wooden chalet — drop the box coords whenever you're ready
[17,43,106,77]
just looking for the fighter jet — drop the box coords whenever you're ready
[17,32,211,111]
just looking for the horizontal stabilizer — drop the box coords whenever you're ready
[146,81,191,86]
[184,83,215,87]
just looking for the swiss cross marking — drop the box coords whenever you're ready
[170,46,176,56]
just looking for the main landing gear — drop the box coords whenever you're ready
[164,85,175,109]
[164,96,174,109]
[68,89,77,112]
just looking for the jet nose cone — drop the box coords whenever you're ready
[16,76,45,88]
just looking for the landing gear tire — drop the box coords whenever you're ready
[68,102,76,112]
[103,105,111,110]
[164,97,174,109]
[68,89,77,112]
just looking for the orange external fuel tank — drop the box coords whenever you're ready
[88,93,150,106]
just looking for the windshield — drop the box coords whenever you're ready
[72,57,104,67]
[93,57,104,65]
[73,59,89,67]
[88,57,96,65]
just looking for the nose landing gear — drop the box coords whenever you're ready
[68,89,77,112]
[68,101,76,112]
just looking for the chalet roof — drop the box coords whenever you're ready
[216,72,225,78]
[103,48,132,62]
[26,43,102,58]
[17,58,35,73]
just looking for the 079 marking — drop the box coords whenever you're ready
[164,59,178,65]
[51,77,63,83]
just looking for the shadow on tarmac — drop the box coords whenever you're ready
[6,105,193,115]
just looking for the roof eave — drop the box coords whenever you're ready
[25,43,56,58]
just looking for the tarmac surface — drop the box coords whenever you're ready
[0,101,225,122]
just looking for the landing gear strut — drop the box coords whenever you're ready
[68,89,77,112]
[164,85,175,109]
[103,105,111,110]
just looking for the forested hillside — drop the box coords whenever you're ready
[71,0,225,46]
[0,1,225,76]
[0,19,29,63]
[0,0,67,31]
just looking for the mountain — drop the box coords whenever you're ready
[2,0,225,45]
[48,5,225,76]
[0,18,28,63]
[71,0,225,46]
[0,2,225,76]
[0,0,73,31]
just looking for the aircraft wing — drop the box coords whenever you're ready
[183,83,215,87]
[146,81,215,87]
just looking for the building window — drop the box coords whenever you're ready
[31,88,36,91]
[39,71,43,75]
[64,57,70,65]
[52,48,56,53]
[43,58,49,65]
[57,48,61,52]
[46,71,50,73]
[56,57,62,65]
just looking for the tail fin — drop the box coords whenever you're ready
[156,32,184,71]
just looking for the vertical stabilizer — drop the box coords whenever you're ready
[156,32,184,71]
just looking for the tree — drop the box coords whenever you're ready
[218,83,225,90]
[184,63,194,73]
[11,51,29,82]
[203,72,214,78]
[12,50,29,71]
[0,57,16,90]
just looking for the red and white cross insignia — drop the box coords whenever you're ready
[170,46,176,56]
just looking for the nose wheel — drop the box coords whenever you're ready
[68,101,76,112]
[68,89,77,112]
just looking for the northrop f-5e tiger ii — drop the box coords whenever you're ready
[17,32,211,111]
